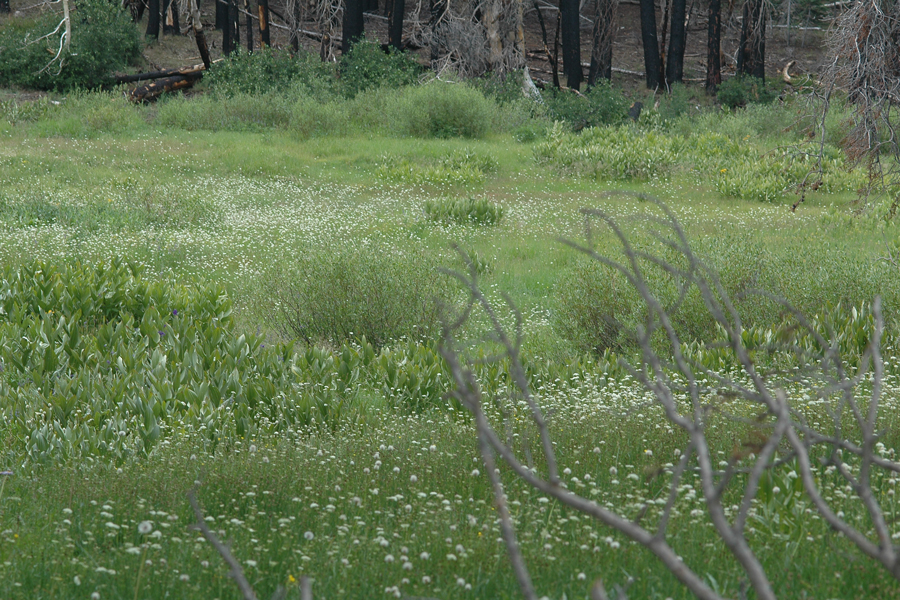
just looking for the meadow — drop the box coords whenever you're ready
[2,73,900,599]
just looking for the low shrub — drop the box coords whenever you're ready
[717,76,779,110]
[392,81,498,138]
[338,39,422,98]
[25,91,145,137]
[205,47,339,100]
[542,81,629,130]
[156,93,293,131]
[376,148,498,186]
[270,246,454,348]
[423,196,504,226]
[0,0,141,91]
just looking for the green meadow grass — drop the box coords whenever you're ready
[1,91,900,599]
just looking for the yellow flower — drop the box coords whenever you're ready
[720,168,727,173]
[288,575,297,584]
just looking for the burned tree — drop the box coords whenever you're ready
[588,0,616,85]
[665,0,687,85]
[342,0,365,53]
[736,0,766,79]
[706,0,721,93]
[639,0,662,88]
[560,0,583,90]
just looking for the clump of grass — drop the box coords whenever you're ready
[423,197,504,226]
[376,149,499,187]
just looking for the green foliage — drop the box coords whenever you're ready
[271,247,454,349]
[542,81,629,130]
[0,97,51,126]
[0,0,141,91]
[338,39,422,98]
[156,92,293,132]
[376,148,499,186]
[25,91,146,137]
[423,196,504,226]
[205,47,338,99]
[717,76,779,109]
[392,81,498,138]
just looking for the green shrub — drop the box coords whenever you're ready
[0,0,141,91]
[289,94,352,138]
[271,246,454,348]
[392,81,498,138]
[717,76,779,109]
[542,81,629,130]
[24,91,145,137]
[205,47,339,99]
[338,39,422,98]
[423,196,504,226]
[156,92,293,131]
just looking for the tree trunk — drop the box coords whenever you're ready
[291,0,301,52]
[245,0,253,51]
[363,0,379,11]
[588,0,615,85]
[342,0,365,53]
[706,0,721,93]
[230,0,241,50]
[639,0,662,88]
[146,0,161,39]
[429,0,448,69]
[388,0,405,49]
[128,74,201,102]
[216,0,228,30]
[162,0,179,34]
[222,0,234,54]
[665,0,686,85]
[560,0,583,90]
[258,0,271,46]
[0,0,10,13]
[737,0,766,79]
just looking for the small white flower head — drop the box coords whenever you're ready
[577,572,586,581]
[455,544,465,554]
[446,553,457,561]
[609,466,618,476]
[341,558,350,566]
[249,445,257,453]
[138,521,153,535]
[62,508,73,515]
[179,574,190,582]
[471,469,480,477]
[563,468,572,475]
[409,475,418,483]
[772,486,781,495]
[262,456,270,463]
[393,467,400,474]
[91,593,100,600]
[422,576,432,584]
[304,531,314,541]
[384,554,395,563]
[402,561,413,571]
[201,561,209,568]
[429,445,437,452]
[419,552,430,560]
[245,560,257,568]
[456,577,466,587]
[644,449,653,457]
[73,576,81,586]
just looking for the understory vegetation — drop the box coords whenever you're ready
[2,51,900,599]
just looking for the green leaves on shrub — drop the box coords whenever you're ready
[0,0,141,91]
[205,47,338,99]
[393,81,498,138]
[271,247,454,349]
[423,197,504,226]
[339,40,422,98]
[376,149,499,186]
[717,76,779,109]
[542,81,629,130]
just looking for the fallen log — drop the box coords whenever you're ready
[127,74,201,102]
[116,64,205,84]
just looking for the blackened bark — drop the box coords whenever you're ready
[363,0,378,11]
[0,0,10,13]
[230,0,241,50]
[245,0,254,51]
[560,0,583,90]
[706,0,721,93]
[588,0,614,85]
[342,0,365,53]
[388,0,405,49]
[146,0,161,39]
[216,0,227,30]
[162,0,179,34]
[222,0,234,54]
[258,0,271,46]
[291,0,301,52]
[665,0,686,84]
[737,0,766,79]
[639,0,662,88]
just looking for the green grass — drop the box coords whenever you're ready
[2,88,900,599]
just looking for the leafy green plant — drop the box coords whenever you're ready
[376,149,498,186]
[338,39,421,98]
[717,76,779,109]
[423,196,504,226]
[542,81,629,130]
[392,81,498,138]
[0,0,141,91]
[205,47,338,99]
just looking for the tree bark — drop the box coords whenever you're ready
[342,0,365,53]
[665,0,686,85]
[222,0,234,54]
[244,0,253,51]
[429,0,448,69]
[258,0,271,47]
[706,0,721,93]
[0,0,10,13]
[146,0,161,39]
[560,0,583,90]
[128,74,201,102]
[216,0,228,30]
[737,0,766,79]
[639,0,662,88]
[388,0,405,49]
[588,0,615,85]
[162,0,179,34]
[230,0,241,50]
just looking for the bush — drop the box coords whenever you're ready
[338,39,422,98]
[423,196,504,226]
[271,247,454,348]
[717,76,779,109]
[392,81,498,138]
[542,81,629,130]
[0,0,141,91]
[156,93,293,131]
[25,91,145,137]
[205,47,339,100]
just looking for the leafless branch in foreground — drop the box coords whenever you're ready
[440,198,900,598]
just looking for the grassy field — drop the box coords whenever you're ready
[2,84,900,599]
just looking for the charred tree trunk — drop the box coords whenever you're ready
[665,0,686,84]
[162,0,179,34]
[230,0,241,50]
[364,0,379,10]
[291,0,301,52]
[0,0,10,13]
[429,0,448,69]
[216,0,227,30]
[146,0,161,39]
[588,0,615,85]
[737,0,766,79]
[342,0,365,53]
[222,0,234,54]
[258,0,271,46]
[388,0,405,49]
[639,0,662,88]
[706,0,721,93]
[560,0,583,90]
[128,74,201,102]
[244,0,254,51]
